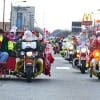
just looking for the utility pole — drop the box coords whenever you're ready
[3,0,5,30]
[10,1,12,29]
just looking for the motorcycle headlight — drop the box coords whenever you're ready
[69,45,74,50]
[26,51,33,57]
[21,51,24,55]
[81,48,87,53]
[77,50,80,53]
[93,50,100,59]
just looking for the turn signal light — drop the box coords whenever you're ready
[93,50,100,59]
[77,53,80,58]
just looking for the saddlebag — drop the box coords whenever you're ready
[6,57,16,71]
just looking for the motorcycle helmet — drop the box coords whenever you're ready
[22,30,33,41]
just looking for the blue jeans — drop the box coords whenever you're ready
[0,52,9,62]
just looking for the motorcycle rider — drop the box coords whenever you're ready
[71,36,78,50]
[88,32,100,66]
[90,32,100,52]
[16,30,45,77]
[6,28,19,71]
[0,29,9,63]
[94,32,100,49]
[7,28,18,55]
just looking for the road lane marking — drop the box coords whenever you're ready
[54,57,63,60]
[56,67,70,70]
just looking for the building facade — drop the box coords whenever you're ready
[0,22,10,32]
[72,21,82,33]
[10,6,35,31]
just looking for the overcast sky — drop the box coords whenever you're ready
[0,0,100,32]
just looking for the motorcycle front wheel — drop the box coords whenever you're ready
[80,60,86,74]
[26,66,33,82]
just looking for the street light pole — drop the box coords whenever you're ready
[3,0,5,30]
[10,0,12,29]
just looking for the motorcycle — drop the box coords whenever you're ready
[64,43,76,63]
[89,49,100,79]
[0,40,48,82]
[15,40,45,81]
[72,46,89,73]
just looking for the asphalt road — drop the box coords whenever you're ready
[0,54,100,100]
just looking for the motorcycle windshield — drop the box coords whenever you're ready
[22,41,37,50]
